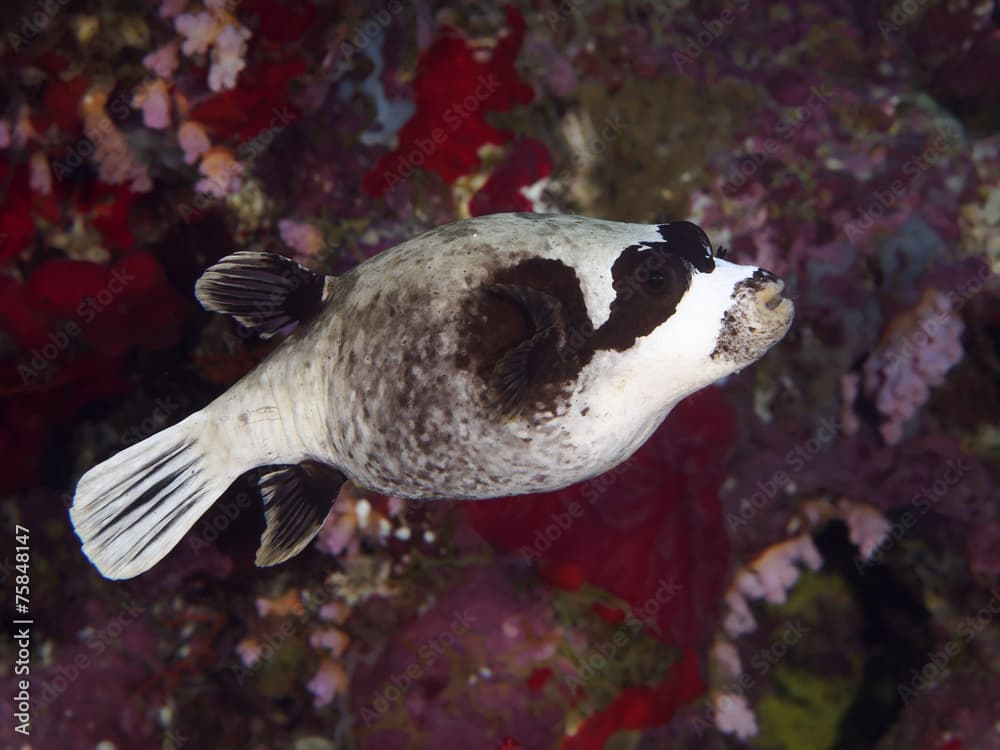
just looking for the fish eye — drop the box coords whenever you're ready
[640,265,675,298]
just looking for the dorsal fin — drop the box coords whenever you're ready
[487,283,565,420]
[195,252,331,338]
[255,460,345,567]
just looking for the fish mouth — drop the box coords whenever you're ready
[766,295,787,310]
[755,279,794,319]
[709,275,794,365]
[709,272,794,365]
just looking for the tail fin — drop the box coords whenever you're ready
[70,411,235,579]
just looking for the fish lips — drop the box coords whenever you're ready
[710,267,795,365]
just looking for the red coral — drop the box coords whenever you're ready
[466,387,735,647]
[526,667,553,691]
[469,136,552,216]
[363,6,534,196]
[21,252,187,357]
[34,73,90,135]
[540,561,586,591]
[0,351,129,494]
[30,157,62,225]
[190,58,307,142]
[0,163,36,264]
[81,183,136,252]
[244,0,317,45]
[0,251,187,491]
[560,648,704,750]
[0,275,48,351]
[4,164,135,268]
[0,251,188,371]
[591,602,626,624]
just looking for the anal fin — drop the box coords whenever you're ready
[256,460,345,567]
[195,252,331,338]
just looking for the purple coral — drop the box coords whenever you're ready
[861,291,965,444]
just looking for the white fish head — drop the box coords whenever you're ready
[570,220,794,415]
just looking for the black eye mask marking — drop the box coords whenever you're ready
[588,244,691,353]
[580,220,715,352]
[459,221,717,418]
[654,221,717,273]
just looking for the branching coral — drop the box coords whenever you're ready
[857,290,966,444]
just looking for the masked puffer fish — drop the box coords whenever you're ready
[71,212,794,579]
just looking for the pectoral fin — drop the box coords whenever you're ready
[195,252,333,338]
[255,461,345,567]
[487,284,564,419]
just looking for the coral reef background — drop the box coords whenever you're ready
[1,1,999,749]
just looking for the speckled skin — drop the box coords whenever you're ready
[71,212,795,578]
[203,212,794,500]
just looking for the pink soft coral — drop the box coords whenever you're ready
[861,290,965,444]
